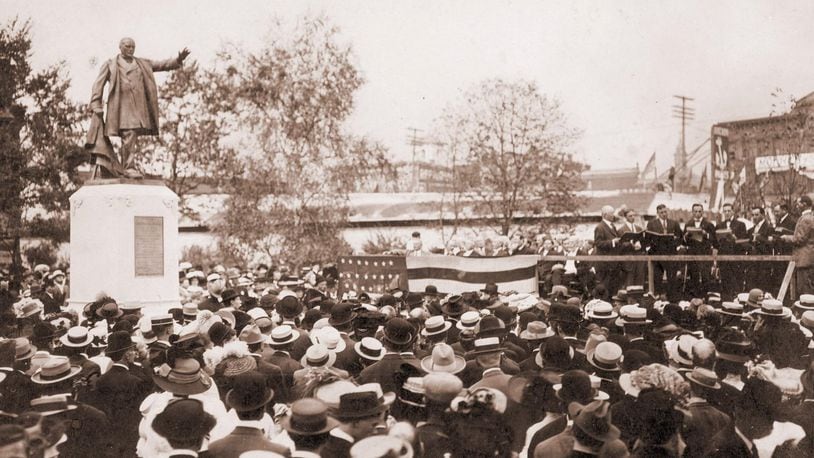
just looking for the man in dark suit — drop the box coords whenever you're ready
[357,318,424,394]
[91,331,151,456]
[207,372,291,458]
[198,272,224,312]
[716,203,749,301]
[594,205,623,297]
[261,325,303,401]
[37,277,62,315]
[0,340,35,414]
[645,204,683,299]
[29,356,112,457]
[782,196,814,295]
[747,206,775,292]
[618,208,647,287]
[538,238,564,295]
[684,203,717,299]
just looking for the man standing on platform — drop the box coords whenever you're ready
[646,204,683,300]
[618,208,646,287]
[594,205,622,298]
[747,207,774,293]
[716,203,748,301]
[783,196,814,295]
[684,203,717,299]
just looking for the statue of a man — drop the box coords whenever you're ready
[87,37,190,178]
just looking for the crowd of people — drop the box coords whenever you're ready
[2,254,814,457]
[0,195,812,457]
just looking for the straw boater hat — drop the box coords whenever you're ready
[794,294,814,311]
[456,311,481,331]
[468,337,503,357]
[31,356,82,385]
[755,299,791,319]
[587,301,618,321]
[421,316,452,338]
[354,337,385,362]
[718,302,744,318]
[59,327,94,348]
[615,305,652,327]
[268,325,300,347]
[421,343,466,374]
[301,344,337,369]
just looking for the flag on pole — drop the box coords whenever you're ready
[640,153,656,184]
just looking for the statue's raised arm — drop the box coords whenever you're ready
[85,37,190,179]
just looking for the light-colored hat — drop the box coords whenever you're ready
[718,301,744,317]
[669,334,699,367]
[421,316,452,337]
[519,321,555,340]
[615,305,652,326]
[587,301,618,320]
[794,294,814,311]
[301,344,336,368]
[354,337,385,361]
[59,327,93,348]
[587,342,623,372]
[31,356,81,385]
[310,327,346,353]
[268,325,300,347]
[421,343,466,374]
[423,372,464,404]
[756,299,791,318]
[456,311,481,330]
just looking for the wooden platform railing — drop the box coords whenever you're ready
[538,254,796,301]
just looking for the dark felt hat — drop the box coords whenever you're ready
[152,398,216,442]
[329,302,357,327]
[383,318,415,346]
[226,372,274,411]
[441,295,466,317]
[276,295,303,318]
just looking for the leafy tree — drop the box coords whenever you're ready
[0,18,84,283]
[136,62,240,218]
[209,16,392,267]
[434,79,586,235]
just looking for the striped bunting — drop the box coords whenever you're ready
[406,255,539,295]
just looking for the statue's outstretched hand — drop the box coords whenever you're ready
[178,47,191,62]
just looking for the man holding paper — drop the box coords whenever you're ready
[645,204,683,300]
[715,203,748,301]
[684,203,717,299]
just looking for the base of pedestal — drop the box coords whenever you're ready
[68,181,180,315]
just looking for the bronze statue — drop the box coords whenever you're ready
[85,37,190,178]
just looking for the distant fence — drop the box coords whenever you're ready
[338,254,796,299]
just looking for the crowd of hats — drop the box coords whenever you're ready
[4,260,814,457]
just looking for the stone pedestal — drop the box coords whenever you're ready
[69,180,180,313]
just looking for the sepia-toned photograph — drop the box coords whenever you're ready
[2,1,814,456]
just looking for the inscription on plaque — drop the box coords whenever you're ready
[134,216,164,276]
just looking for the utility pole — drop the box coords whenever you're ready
[672,95,694,190]
[406,127,423,191]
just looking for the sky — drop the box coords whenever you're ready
[3,0,814,172]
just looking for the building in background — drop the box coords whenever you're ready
[710,91,814,212]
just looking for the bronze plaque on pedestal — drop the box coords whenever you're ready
[134,216,164,276]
